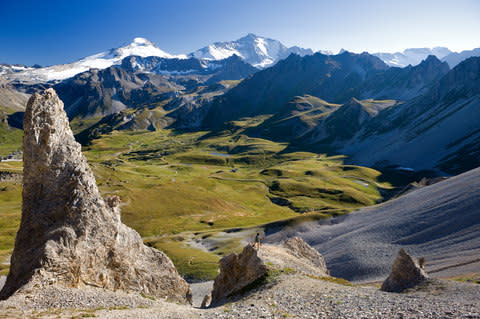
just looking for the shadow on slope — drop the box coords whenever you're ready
[266,166,480,282]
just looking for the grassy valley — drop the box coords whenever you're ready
[0,116,394,279]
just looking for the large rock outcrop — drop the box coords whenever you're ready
[381,248,428,292]
[210,236,329,306]
[211,244,267,305]
[0,89,192,302]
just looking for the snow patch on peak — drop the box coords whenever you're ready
[189,34,312,68]
[255,37,268,56]
[2,37,184,82]
[112,38,175,60]
[133,37,151,45]
[374,47,453,67]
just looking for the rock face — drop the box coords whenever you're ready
[210,237,329,306]
[381,249,428,292]
[0,89,192,302]
[211,244,267,305]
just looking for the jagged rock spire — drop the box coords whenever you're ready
[0,89,192,303]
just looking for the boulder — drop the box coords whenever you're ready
[211,244,267,305]
[381,248,428,292]
[210,237,329,306]
[0,89,192,303]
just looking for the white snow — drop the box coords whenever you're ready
[189,34,312,69]
[255,37,268,56]
[133,37,149,44]
[253,58,274,69]
[1,34,316,82]
[154,69,197,75]
[374,47,452,67]
[192,45,244,61]
[1,37,184,82]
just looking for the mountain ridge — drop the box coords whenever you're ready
[201,52,450,128]
[189,33,313,68]
[1,35,478,84]
[341,56,480,173]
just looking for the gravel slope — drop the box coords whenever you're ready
[267,167,480,282]
[2,274,479,318]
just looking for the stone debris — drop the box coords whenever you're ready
[1,273,480,318]
[0,89,191,303]
[199,275,480,319]
[381,248,428,292]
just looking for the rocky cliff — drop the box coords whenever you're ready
[0,89,192,303]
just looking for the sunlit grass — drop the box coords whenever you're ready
[0,181,22,275]
[0,120,393,280]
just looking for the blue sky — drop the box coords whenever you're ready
[1,0,479,66]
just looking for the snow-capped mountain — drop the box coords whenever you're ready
[3,34,477,84]
[1,38,185,83]
[120,54,258,78]
[373,47,452,67]
[189,33,313,68]
[442,47,480,68]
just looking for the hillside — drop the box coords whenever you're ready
[0,105,23,157]
[267,166,480,282]
[360,55,450,100]
[202,53,449,130]
[342,57,480,173]
[0,118,394,279]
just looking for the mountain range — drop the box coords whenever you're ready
[0,34,311,83]
[373,47,452,67]
[1,34,479,176]
[200,52,479,174]
[373,47,480,68]
[1,34,478,84]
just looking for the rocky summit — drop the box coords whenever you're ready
[0,89,192,303]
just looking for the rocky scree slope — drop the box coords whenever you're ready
[266,166,480,282]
